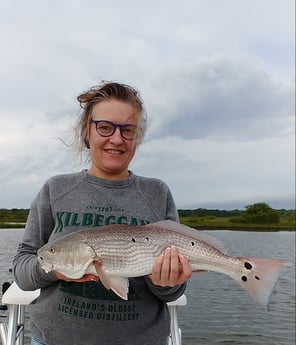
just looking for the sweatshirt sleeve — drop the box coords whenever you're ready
[165,187,180,222]
[144,277,187,302]
[13,182,59,290]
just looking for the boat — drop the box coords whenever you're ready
[0,281,187,345]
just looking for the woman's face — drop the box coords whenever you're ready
[87,99,138,180]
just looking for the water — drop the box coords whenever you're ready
[179,231,295,345]
[0,229,295,345]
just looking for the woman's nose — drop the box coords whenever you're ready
[109,127,124,143]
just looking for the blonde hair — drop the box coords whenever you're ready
[74,81,147,153]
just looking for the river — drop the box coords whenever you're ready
[0,229,295,345]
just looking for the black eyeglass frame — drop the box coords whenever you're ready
[91,120,138,140]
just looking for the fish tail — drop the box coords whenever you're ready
[231,257,292,310]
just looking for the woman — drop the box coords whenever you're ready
[13,81,192,345]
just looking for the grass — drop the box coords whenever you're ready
[179,215,295,231]
[1,216,294,231]
[0,222,26,229]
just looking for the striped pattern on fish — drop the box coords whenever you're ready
[37,220,291,309]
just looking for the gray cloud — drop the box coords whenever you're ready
[146,55,294,140]
[0,0,294,209]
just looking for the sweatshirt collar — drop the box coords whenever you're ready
[80,169,136,188]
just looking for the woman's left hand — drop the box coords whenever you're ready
[148,247,192,287]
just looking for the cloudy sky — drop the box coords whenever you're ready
[0,0,294,210]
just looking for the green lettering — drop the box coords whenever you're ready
[71,213,81,226]
[82,213,94,226]
[117,216,128,224]
[94,214,104,226]
[130,217,138,226]
[105,215,115,225]
[64,212,72,227]
[55,212,65,233]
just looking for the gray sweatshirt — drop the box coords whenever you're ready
[13,170,186,345]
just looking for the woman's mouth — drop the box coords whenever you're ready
[105,149,124,155]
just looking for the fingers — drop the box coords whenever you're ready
[151,254,164,283]
[149,247,192,287]
[167,247,182,283]
[178,252,193,281]
[82,274,99,282]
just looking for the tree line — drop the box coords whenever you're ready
[1,203,295,226]
[0,208,29,223]
[179,203,295,224]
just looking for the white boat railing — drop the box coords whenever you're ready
[0,282,40,345]
[1,282,186,345]
[167,294,187,345]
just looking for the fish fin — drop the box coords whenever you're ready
[94,263,129,300]
[232,257,292,310]
[85,264,98,276]
[109,277,129,300]
[146,220,225,252]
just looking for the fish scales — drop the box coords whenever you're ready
[83,225,229,276]
[38,220,291,307]
[83,226,171,276]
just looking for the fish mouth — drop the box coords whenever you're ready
[38,256,53,273]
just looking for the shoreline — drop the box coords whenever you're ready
[1,222,294,232]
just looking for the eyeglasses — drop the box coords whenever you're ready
[91,120,138,140]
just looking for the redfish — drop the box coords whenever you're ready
[37,220,291,309]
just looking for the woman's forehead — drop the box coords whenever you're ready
[91,99,138,123]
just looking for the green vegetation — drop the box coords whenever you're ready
[0,203,295,231]
[240,203,280,223]
[179,203,295,231]
[0,208,28,228]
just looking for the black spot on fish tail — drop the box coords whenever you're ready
[244,261,252,269]
[132,238,136,243]
[241,276,248,282]
[191,242,195,246]
[255,276,260,280]
[145,237,149,241]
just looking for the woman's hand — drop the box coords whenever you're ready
[148,247,192,287]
